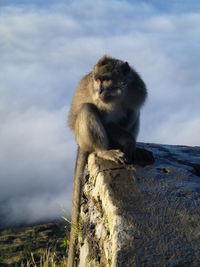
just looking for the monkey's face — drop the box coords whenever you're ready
[93,78,123,103]
[93,59,130,103]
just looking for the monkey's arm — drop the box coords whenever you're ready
[74,103,126,164]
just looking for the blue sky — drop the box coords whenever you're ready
[0,0,200,226]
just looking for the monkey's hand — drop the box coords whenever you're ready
[96,149,128,164]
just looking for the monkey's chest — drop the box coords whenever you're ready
[102,109,131,128]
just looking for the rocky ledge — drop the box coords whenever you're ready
[76,143,200,267]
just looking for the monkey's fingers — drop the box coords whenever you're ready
[105,149,127,164]
[109,149,127,164]
[96,149,126,164]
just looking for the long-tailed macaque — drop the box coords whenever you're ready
[67,55,153,267]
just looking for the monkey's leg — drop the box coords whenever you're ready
[75,103,126,164]
[135,147,155,166]
[105,123,154,165]
[105,123,136,164]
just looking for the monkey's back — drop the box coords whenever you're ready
[68,72,94,131]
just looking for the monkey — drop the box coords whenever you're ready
[67,55,152,267]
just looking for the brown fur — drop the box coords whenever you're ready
[67,55,147,267]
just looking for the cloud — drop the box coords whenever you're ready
[0,0,199,226]
[0,192,72,226]
[0,106,76,226]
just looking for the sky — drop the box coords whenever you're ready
[0,0,200,226]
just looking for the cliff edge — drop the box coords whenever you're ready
[74,143,200,266]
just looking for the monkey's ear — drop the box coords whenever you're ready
[121,62,130,75]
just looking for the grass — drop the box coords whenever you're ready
[24,248,68,267]
[0,211,82,266]
[0,222,68,266]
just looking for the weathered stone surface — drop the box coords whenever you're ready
[77,143,200,267]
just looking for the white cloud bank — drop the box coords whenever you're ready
[0,0,199,226]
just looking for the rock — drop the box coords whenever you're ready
[75,143,200,267]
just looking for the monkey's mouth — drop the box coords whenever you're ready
[98,88,118,102]
[99,93,115,103]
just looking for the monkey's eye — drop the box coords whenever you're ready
[102,80,112,87]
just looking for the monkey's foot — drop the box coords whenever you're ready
[96,149,127,164]
[135,147,154,166]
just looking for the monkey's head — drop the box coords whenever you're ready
[93,55,131,103]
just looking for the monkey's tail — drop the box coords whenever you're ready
[67,147,88,267]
